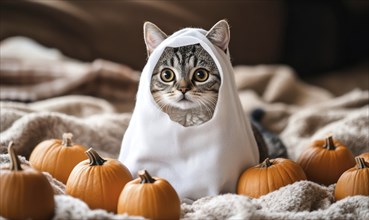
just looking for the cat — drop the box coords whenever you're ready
[144,20,272,161]
[119,20,289,200]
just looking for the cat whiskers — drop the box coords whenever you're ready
[153,94,172,113]
[195,95,217,117]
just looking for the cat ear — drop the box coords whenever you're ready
[206,20,230,52]
[144,21,168,57]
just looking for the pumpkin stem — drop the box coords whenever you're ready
[260,158,273,168]
[62,133,74,146]
[355,157,368,169]
[138,170,156,184]
[86,148,106,166]
[8,141,22,171]
[323,135,336,150]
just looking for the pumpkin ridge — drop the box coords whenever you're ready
[299,148,316,174]
[36,141,50,169]
[263,167,271,196]
[353,169,360,195]
[325,149,336,184]
[2,176,12,216]
[71,164,87,195]
[155,183,170,216]
[79,165,91,203]
[266,165,274,195]
[98,166,106,210]
[17,176,24,216]
[315,149,328,182]
[336,149,349,180]
[273,161,286,190]
[149,185,160,218]
[39,140,59,170]
[337,149,355,179]
[291,160,306,180]
[248,169,258,197]
[137,185,148,215]
[61,146,82,182]
[52,145,63,179]
[279,162,294,184]
[257,168,263,198]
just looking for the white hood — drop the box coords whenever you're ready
[119,27,259,200]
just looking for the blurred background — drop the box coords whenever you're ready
[1,0,368,74]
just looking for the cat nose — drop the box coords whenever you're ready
[178,87,190,94]
[177,79,191,94]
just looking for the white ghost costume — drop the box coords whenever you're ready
[119,27,259,200]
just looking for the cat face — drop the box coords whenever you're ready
[151,44,221,110]
[144,20,230,126]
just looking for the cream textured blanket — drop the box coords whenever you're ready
[0,37,368,219]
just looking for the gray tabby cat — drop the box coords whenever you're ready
[144,20,270,161]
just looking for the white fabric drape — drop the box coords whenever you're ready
[119,28,259,200]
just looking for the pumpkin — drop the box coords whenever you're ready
[29,133,87,184]
[0,142,55,220]
[66,148,132,213]
[297,135,355,185]
[358,152,369,163]
[237,157,306,198]
[117,169,180,220]
[335,157,369,200]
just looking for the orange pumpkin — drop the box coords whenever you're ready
[0,142,55,220]
[237,157,306,198]
[117,170,180,220]
[66,148,132,213]
[297,135,355,185]
[335,157,369,200]
[29,133,87,183]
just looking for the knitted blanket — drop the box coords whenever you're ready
[0,37,368,219]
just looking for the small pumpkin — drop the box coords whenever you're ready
[297,135,355,185]
[117,169,180,220]
[66,148,132,213]
[335,157,369,200]
[0,142,55,220]
[29,133,87,183]
[237,157,306,198]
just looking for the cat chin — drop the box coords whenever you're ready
[173,100,198,110]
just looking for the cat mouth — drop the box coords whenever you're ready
[172,95,197,109]
[178,95,192,102]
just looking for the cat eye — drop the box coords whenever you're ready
[160,68,175,82]
[193,68,209,82]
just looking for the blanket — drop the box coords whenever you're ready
[1,37,368,219]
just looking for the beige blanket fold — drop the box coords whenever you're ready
[0,37,368,219]
[0,37,139,112]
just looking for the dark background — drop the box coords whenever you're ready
[1,0,368,77]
